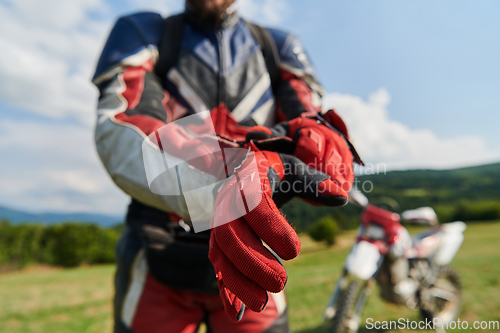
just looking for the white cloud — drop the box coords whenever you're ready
[2,0,106,30]
[0,0,111,126]
[0,120,129,214]
[323,88,500,170]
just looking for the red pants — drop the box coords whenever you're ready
[114,232,289,333]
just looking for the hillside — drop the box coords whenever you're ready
[360,162,500,209]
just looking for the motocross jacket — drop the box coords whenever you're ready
[93,10,324,292]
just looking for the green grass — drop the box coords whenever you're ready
[0,265,114,333]
[0,222,499,333]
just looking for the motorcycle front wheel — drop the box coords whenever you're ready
[329,280,363,333]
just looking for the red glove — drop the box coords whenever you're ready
[245,110,355,200]
[287,115,354,196]
[209,146,348,321]
[321,109,350,139]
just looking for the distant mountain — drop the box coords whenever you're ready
[0,206,123,227]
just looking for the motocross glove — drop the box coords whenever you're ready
[245,110,356,203]
[208,144,348,321]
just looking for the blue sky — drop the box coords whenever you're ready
[0,0,499,214]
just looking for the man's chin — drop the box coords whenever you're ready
[187,0,234,23]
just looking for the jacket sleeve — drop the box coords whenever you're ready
[266,28,325,121]
[93,13,217,219]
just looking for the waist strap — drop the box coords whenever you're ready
[126,199,210,241]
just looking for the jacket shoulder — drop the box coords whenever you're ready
[265,27,320,84]
[94,12,164,80]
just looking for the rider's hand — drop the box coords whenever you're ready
[208,146,348,321]
[286,115,354,195]
[321,109,350,139]
[245,111,355,201]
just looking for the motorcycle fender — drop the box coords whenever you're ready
[435,221,466,265]
[345,241,381,280]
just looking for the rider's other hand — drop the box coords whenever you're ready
[149,122,241,179]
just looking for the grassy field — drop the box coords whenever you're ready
[0,222,499,333]
[287,222,500,333]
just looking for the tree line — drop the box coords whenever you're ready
[0,221,120,270]
[2,168,499,271]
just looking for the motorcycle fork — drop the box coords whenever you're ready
[325,255,384,322]
[325,269,349,321]
[351,255,385,321]
[350,277,377,325]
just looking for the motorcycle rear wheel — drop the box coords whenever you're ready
[419,265,462,323]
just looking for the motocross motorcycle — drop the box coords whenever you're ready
[325,189,466,333]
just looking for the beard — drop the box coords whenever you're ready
[186,0,235,24]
